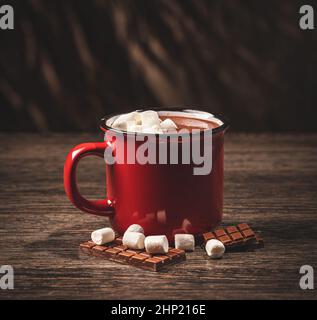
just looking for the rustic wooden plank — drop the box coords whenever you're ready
[0,133,316,299]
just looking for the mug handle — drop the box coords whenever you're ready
[64,141,114,216]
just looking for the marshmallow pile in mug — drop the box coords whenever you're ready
[110,110,178,134]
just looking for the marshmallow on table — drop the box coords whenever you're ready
[125,224,144,234]
[122,232,145,249]
[91,227,115,245]
[145,235,169,254]
[174,234,195,251]
[205,239,225,259]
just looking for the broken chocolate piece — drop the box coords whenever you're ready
[79,237,186,271]
[202,224,264,251]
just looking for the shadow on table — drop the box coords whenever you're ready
[23,225,89,260]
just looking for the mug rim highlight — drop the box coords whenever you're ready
[99,107,229,137]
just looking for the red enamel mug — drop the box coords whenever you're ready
[64,109,229,240]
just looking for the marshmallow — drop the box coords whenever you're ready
[144,235,169,254]
[205,239,225,259]
[140,110,161,127]
[125,224,144,234]
[134,112,142,125]
[174,234,195,251]
[122,232,145,249]
[91,227,115,245]
[127,122,143,133]
[111,110,178,134]
[142,125,163,134]
[112,112,139,130]
[160,118,178,131]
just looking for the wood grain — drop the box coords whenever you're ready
[0,133,316,299]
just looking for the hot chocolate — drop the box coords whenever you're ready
[159,115,219,132]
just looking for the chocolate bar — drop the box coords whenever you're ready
[202,223,264,251]
[79,237,186,272]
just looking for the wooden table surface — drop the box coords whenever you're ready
[0,133,316,300]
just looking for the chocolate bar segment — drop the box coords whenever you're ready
[202,224,264,251]
[101,248,119,261]
[130,254,148,265]
[79,237,186,272]
[143,258,164,271]
[91,245,108,257]
[218,234,232,246]
[226,226,238,234]
[155,255,170,263]
[214,229,226,237]
[237,223,250,231]
[241,228,255,239]
[113,244,128,252]
[117,251,135,262]
[230,232,244,242]
[79,241,96,254]
[202,232,215,242]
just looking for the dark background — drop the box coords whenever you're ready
[0,0,316,132]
